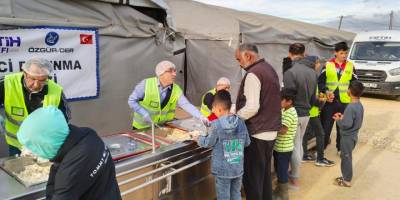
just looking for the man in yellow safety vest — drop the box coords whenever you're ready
[200,77,231,118]
[318,42,358,153]
[0,58,69,156]
[128,61,208,129]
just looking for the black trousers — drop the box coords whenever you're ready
[320,101,347,151]
[243,137,275,200]
[303,116,326,160]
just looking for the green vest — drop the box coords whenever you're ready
[325,61,353,103]
[200,88,216,117]
[4,72,62,149]
[309,87,320,118]
[132,77,182,129]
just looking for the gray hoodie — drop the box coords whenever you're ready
[283,58,318,117]
[198,114,251,178]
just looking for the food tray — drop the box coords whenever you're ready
[134,129,175,145]
[102,132,160,161]
[135,126,192,144]
[0,156,51,187]
[166,118,207,133]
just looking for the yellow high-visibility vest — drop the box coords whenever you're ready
[309,87,320,118]
[132,77,182,129]
[4,72,62,149]
[200,88,216,117]
[325,61,354,103]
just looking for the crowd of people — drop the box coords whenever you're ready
[1,41,364,200]
[193,42,365,200]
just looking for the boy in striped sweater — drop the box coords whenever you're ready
[273,89,298,200]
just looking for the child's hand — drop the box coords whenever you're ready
[332,112,343,121]
[189,131,200,141]
[278,126,288,135]
[192,135,199,141]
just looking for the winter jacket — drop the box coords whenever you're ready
[198,114,250,178]
[283,58,318,117]
[46,125,121,200]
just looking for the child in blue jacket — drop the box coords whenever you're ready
[193,90,250,200]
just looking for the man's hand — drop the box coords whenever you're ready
[319,92,326,102]
[326,91,335,103]
[143,114,153,124]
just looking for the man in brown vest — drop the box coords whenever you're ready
[235,43,281,200]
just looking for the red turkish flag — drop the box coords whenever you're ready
[80,34,93,44]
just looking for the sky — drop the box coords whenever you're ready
[194,0,400,32]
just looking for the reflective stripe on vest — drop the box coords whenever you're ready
[200,88,216,117]
[132,77,182,129]
[4,72,62,149]
[325,61,353,103]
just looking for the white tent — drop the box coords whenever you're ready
[165,0,355,104]
[0,0,185,156]
[0,0,355,156]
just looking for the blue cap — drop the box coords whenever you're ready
[304,55,319,64]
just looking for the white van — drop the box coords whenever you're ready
[348,30,400,100]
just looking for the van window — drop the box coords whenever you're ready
[350,42,400,61]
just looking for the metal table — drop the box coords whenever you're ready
[0,128,214,200]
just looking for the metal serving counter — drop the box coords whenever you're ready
[0,121,215,200]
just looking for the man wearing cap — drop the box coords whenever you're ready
[128,60,208,129]
[0,58,69,156]
[200,77,231,119]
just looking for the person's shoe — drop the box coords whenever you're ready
[288,178,300,191]
[280,183,289,200]
[272,184,281,200]
[302,154,316,163]
[315,158,336,167]
[273,183,289,200]
[288,182,299,191]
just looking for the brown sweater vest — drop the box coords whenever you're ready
[236,59,281,135]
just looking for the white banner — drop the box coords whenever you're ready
[0,26,99,100]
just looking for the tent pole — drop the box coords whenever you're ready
[183,39,188,95]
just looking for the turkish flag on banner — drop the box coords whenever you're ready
[80,34,93,44]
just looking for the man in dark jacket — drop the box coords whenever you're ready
[235,43,281,200]
[318,42,357,153]
[282,43,306,74]
[17,106,121,200]
[283,43,318,189]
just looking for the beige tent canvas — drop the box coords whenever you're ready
[0,0,354,157]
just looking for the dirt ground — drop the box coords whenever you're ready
[290,95,400,200]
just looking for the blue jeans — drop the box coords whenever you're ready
[9,145,21,156]
[273,151,292,183]
[215,176,242,200]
